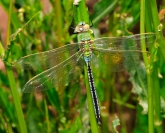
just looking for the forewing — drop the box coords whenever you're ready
[91,33,156,72]
[22,51,84,93]
[93,33,156,49]
[14,43,80,71]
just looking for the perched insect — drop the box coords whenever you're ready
[15,21,156,125]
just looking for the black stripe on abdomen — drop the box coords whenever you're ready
[86,61,101,125]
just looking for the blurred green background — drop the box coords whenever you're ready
[0,0,165,133]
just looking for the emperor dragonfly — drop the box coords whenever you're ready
[15,21,156,125]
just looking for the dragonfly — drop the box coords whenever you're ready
[14,21,156,125]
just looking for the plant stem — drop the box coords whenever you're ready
[149,0,165,61]
[6,0,12,47]
[54,0,63,47]
[149,0,160,32]
[116,94,127,133]
[145,1,163,133]
[147,75,154,133]
[5,1,27,133]
[84,65,99,133]
[153,63,163,133]
[6,67,28,133]
[44,95,50,133]
[140,0,154,133]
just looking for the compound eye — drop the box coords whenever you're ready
[82,22,85,25]
[79,21,85,26]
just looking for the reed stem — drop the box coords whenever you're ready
[140,0,154,132]
[5,1,28,133]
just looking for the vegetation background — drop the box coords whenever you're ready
[0,0,165,133]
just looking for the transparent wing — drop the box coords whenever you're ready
[22,51,84,93]
[93,33,156,49]
[14,43,80,71]
[91,33,156,72]
[91,50,141,72]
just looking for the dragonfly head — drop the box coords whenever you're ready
[74,21,90,33]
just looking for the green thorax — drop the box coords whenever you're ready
[75,22,94,59]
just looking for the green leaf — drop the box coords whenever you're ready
[133,105,148,133]
[68,116,82,133]
[59,116,82,133]
[59,129,69,133]
[68,82,80,99]
[46,88,62,114]
[120,0,135,12]
[27,107,46,133]
[73,0,91,26]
